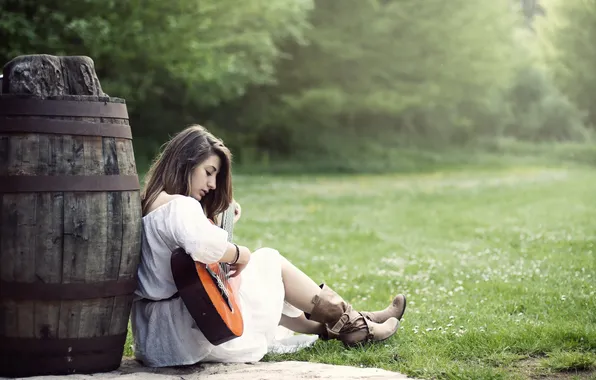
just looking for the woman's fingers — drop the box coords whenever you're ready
[233,202,242,223]
[229,263,247,278]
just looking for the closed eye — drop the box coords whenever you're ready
[205,165,218,177]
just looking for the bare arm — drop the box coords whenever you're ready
[219,242,250,264]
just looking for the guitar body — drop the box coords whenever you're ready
[171,248,244,345]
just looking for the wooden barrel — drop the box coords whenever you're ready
[0,94,142,377]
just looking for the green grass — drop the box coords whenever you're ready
[541,351,596,372]
[233,137,596,175]
[125,161,596,379]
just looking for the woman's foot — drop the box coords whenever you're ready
[307,285,400,347]
[361,294,407,323]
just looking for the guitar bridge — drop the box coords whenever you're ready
[206,264,234,312]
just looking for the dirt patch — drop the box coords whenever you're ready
[514,357,596,380]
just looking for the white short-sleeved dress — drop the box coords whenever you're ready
[131,195,301,367]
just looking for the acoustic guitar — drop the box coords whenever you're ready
[170,203,244,345]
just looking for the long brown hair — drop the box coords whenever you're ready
[141,125,233,220]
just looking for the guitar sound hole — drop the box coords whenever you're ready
[206,265,234,312]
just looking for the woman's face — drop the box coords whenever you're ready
[189,153,221,201]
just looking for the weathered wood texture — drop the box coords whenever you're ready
[0,55,142,377]
[1,55,105,97]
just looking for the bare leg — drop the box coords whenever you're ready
[280,256,322,313]
[278,253,401,345]
[279,313,325,335]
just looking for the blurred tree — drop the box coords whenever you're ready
[3,0,580,170]
[222,0,521,156]
[0,0,312,105]
[515,0,546,31]
[536,0,596,129]
[0,0,313,157]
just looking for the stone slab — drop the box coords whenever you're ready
[4,358,416,380]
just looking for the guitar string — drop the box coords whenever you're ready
[218,205,234,292]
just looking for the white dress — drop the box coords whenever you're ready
[131,195,302,367]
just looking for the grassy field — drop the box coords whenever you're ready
[126,162,596,379]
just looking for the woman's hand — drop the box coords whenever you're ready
[229,245,250,278]
[233,200,242,224]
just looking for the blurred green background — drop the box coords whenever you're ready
[1,0,595,173]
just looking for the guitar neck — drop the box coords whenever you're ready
[219,203,236,243]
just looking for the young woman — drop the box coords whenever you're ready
[131,125,406,367]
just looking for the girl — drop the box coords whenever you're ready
[131,125,406,367]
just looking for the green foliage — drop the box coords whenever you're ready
[498,67,590,142]
[1,0,593,171]
[536,0,596,128]
[0,0,315,164]
[229,0,521,152]
[0,0,312,106]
